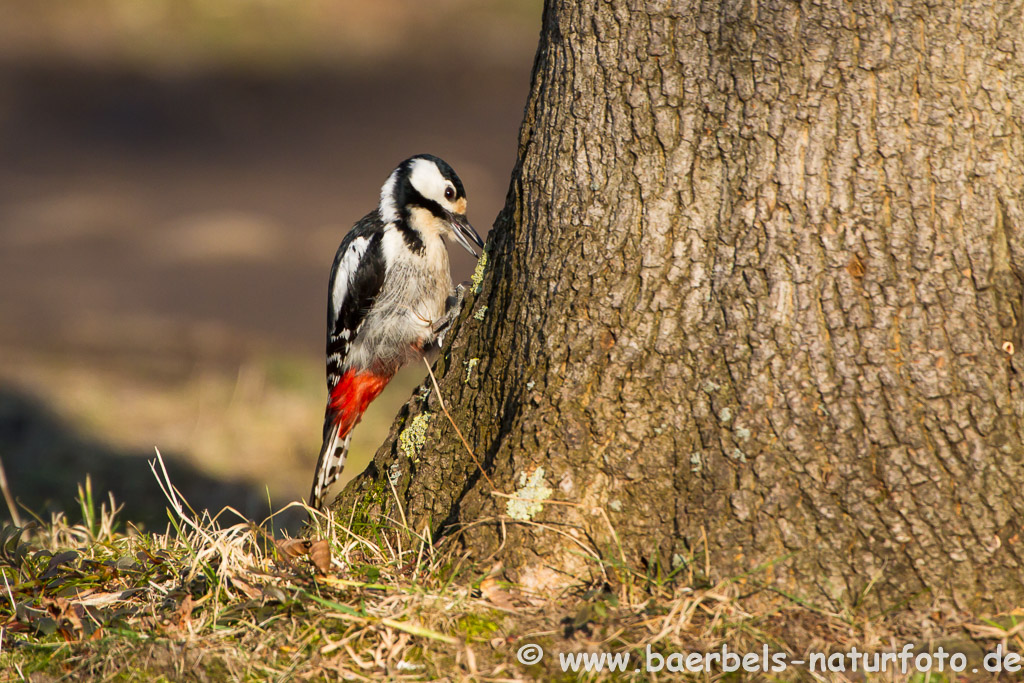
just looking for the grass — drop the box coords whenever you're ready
[3,455,1022,681]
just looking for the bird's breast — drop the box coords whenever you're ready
[346,231,452,371]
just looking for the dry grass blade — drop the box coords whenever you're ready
[0,456,22,527]
[422,358,497,491]
[965,620,1024,640]
[379,618,458,644]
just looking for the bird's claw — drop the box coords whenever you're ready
[432,282,470,348]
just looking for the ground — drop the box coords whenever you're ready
[2,477,1020,681]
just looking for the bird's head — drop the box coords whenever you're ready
[379,154,485,257]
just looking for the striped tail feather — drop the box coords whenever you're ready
[310,420,353,510]
[309,367,392,509]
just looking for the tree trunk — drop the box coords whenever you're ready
[335,0,1024,616]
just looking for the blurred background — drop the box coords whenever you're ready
[0,0,540,529]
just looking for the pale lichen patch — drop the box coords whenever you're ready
[473,305,488,321]
[398,412,432,460]
[505,467,553,521]
[470,248,488,294]
[689,451,703,473]
[464,357,480,382]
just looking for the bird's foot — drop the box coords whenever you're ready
[431,282,469,348]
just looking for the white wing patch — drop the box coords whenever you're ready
[331,236,370,315]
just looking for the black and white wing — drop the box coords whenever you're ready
[326,212,387,388]
[311,212,388,509]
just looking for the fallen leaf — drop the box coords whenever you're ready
[309,540,332,574]
[177,594,194,630]
[275,538,312,560]
[262,585,290,603]
[229,574,263,600]
[479,577,515,609]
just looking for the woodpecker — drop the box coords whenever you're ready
[309,154,484,510]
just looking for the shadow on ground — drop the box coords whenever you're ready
[0,386,301,532]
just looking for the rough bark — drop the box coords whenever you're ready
[335,0,1024,616]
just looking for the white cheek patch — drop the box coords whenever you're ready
[332,236,370,313]
[408,158,449,206]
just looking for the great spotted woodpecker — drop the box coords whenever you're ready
[309,155,484,509]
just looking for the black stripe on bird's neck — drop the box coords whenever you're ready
[395,218,425,254]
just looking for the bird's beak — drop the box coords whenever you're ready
[447,213,485,257]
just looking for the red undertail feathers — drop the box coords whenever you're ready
[309,368,393,509]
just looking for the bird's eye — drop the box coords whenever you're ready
[444,186,455,201]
